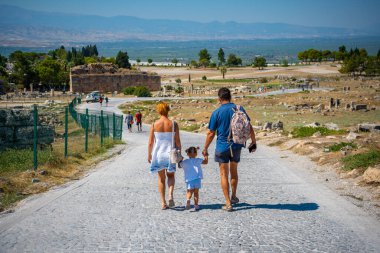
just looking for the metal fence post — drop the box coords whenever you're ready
[106,115,110,137]
[85,108,89,152]
[121,115,123,139]
[100,110,104,146]
[64,106,68,157]
[113,113,116,140]
[33,104,38,171]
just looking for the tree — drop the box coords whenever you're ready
[253,57,267,70]
[218,48,225,66]
[175,78,181,84]
[147,58,153,65]
[220,66,227,79]
[84,57,97,64]
[322,50,332,61]
[0,54,7,77]
[115,51,131,69]
[9,51,40,88]
[280,59,289,67]
[227,54,242,66]
[36,58,66,87]
[298,51,307,64]
[198,49,211,67]
[136,58,141,65]
[171,58,178,67]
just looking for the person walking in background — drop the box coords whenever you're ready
[125,111,134,132]
[203,87,257,212]
[135,110,142,132]
[105,96,109,107]
[99,95,103,106]
[148,102,181,210]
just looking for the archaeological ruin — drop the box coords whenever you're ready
[70,63,161,93]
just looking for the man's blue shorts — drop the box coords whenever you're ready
[215,147,242,164]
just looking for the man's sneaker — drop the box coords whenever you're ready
[231,196,239,205]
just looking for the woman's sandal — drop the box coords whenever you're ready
[222,204,233,212]
[161,203,169,210]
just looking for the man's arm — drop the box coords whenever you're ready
[202,130,216,156]
[250,124,256,143]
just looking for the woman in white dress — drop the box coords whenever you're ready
[148,102,181,210]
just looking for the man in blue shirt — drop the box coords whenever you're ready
[203,87,257,211]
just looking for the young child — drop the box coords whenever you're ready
[179,146,208,211]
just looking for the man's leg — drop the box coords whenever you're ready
[219,163,231,206]
[230,162,238,200]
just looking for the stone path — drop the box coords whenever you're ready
[0,99,379,252]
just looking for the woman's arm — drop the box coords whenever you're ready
[174,122,181,151]
[148,123,155,163]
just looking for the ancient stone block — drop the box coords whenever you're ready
[70,63,161,93]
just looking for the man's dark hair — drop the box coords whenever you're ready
[218,87,231,101]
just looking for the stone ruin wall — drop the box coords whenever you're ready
[70,63,161,93]
[0,108,54,150]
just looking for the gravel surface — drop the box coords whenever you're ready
[0,98,379,252]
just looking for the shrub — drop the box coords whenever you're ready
[342,149,380,170]
[202,75,207,80]
[259,77,268,83]
[327,142,357,152]
[291,126,346,138]
[175,87,184,93]
[123,86,136,95]
[133,86,151,97]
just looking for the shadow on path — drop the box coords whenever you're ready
[199,202,319,212]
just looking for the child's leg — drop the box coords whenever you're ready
[194,189,199,205]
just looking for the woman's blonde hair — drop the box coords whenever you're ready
[156,101,170,116]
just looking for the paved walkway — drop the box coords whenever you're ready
[0,99,379,252]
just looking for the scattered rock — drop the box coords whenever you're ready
[32,178,40,183]
[353,104,368,111]
[347,169,362,178]
[324,122,339,130]
[346,132,358,141]
[272,121,284,130]
[312,131,321,138]
[263,122,272,131]
[39,170,47,175]
[362,166,380,184]
[358,123,380,133]
[306,122,320,128]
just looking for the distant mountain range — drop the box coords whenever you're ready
[0,5,378,47]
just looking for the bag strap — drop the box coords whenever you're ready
[171,120,176,148]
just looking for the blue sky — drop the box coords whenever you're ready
[0,0,379,29]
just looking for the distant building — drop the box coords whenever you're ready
[70,63,161,93]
